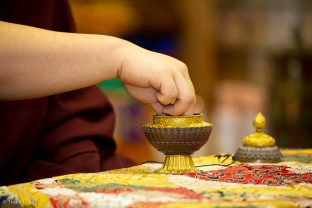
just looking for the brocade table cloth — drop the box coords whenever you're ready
[1,149,311,208]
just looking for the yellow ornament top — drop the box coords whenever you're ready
[242,112,276,147]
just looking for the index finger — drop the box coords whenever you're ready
[162,73,196,115]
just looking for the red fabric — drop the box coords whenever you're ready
[0,0,135,185]
[186,165,312,186]
[0,0,75,32]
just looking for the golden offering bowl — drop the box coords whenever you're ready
[143,114,213,174]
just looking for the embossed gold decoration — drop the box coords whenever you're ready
[143,114,213,174]
[144,114,209,128]
[235,112,282,163]
[242,112,276,147]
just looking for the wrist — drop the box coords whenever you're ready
[113,38,134,81]
[102,37,131,80]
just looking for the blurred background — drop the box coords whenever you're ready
[69,0,312,163]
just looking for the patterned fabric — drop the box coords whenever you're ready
[186,164,312,186]
[1,149,312,208]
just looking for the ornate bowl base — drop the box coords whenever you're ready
[155,155,200,174]
[234,146,282,163]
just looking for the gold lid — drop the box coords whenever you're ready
[144,114,211,128]
[242,112,276,147]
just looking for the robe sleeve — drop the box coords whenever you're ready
[24,86,135,181]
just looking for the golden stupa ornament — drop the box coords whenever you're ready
[235,113,282,163]
[143,114,213,174]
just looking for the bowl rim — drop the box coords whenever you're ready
[144,113,213,128]
[152,113,203,119]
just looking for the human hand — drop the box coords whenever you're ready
[0,22,196,103]
[117,41,196,116]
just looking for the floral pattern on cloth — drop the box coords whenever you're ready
[2,149,312,208]
[185,164,312,186]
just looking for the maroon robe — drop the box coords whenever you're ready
[0,0,135,186]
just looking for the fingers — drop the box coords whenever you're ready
[150,102,165,115]
[156,76,178,106]
[162,72,196,116]
[124,84,157,103]
[120,47,196,115]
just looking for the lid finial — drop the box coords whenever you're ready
[243,112,275,146]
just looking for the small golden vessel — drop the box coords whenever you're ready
[234,112,282,163]
[143,114,213,174]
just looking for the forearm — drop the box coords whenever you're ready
[0,21,125,100]
[0,21,196,115]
